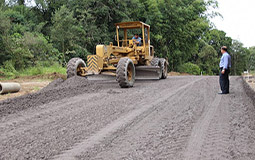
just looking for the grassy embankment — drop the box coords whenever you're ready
[0,63,66,80]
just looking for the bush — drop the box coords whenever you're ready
[178,62,201,75]
[0,60,18,77]
[0,61,66,79]
[22,32,59,64]
[197,45,219,75]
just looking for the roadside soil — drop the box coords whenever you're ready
[244,74,255,91]
[0,73,65,101]
[0,79,51,101]
[0,76,254,160]
[168,71,191,76]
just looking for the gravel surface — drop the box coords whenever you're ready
[0,76,255,160]
[0,76,100,117]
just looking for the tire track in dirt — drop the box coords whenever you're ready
[54,77,205,160]
[0,93,105,141]
[0,77,197,160]
[199,96,232,160]
[183,93,222,160]
[2,76,254,160]
[80,77,213,160]
[196,78,242,160]
[80,78,200,159]
[228,77,255,159]
[0,77,191,140]
[184,77,255,160]
[144,79,211,160]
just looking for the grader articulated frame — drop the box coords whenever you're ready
[66,21,168,88]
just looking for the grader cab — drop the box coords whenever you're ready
[66,21,168,88]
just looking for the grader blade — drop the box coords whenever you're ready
[86,72,116,81]
[135,66,161,80]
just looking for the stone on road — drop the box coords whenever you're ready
[0,76,254,160]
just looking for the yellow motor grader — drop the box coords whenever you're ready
[66,21,168,88]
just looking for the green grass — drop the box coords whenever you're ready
[0,63,66,80]
[18,63,66,76]
[33,86,41,91]
[250,70,255,75]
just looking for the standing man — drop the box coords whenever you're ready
[219,46,231,94]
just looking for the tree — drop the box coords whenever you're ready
[22,32,58,64]
[203,29,232,56]
[230,40,249,75]
[154,0,213,71]
[18,0,25,5]
[0,8,12,65]
[50,5,81,64]
[0,0,5,7]
[178,62,201,75]
[248,47,255,71]
[0,0,250,76]
[197,45,219,75]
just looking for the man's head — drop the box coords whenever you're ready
[134,34,139,39]
[221,46,228,54]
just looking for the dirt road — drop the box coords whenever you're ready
[0,76,255,160]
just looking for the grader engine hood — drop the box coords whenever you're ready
[96,45,107,58]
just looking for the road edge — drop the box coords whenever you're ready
[242,76,255,106]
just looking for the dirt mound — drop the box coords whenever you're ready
[41,78,64,91]
[0,76,101,117]
[41,76,93,92]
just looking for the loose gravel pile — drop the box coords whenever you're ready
[0,76,101,117]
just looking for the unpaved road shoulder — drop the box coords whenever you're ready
[0,79,50,101]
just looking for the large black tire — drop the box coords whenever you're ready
[116,58,135,88]
[151,58,163,79]
[160,58,168,79]
[67,58,86,78]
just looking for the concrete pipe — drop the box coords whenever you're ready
[0,83,21,94]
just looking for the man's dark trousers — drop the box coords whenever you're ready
[219,68,230,93]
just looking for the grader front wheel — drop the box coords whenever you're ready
[67,58,86,78]
[116,58,135,88]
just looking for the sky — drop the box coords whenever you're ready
[210,0,255,48]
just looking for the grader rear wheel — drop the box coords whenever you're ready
[116,58,135,88]
[151,58,163,79]
[67,58,86,78]
[160,58,168,79]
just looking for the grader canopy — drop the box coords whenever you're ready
[115,22,150,48]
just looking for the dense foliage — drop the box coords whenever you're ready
[178,62,201,75]
[0,0,253,76]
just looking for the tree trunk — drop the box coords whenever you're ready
[18,0,25,5]
[62,41,67,65]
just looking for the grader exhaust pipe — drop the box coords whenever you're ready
[0,83,21,94]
